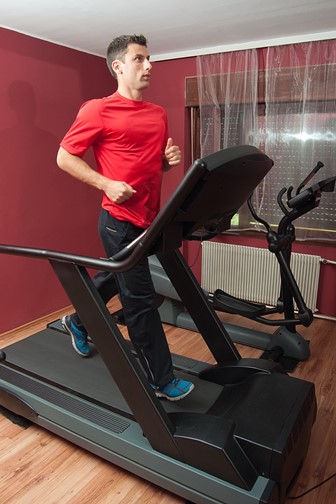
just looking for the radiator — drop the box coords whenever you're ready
[201,242,321,312]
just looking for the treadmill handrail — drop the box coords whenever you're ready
[0,243,143,272]
[0,157,210,271]
[0,145,273,271]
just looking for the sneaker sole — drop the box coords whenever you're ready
[155,383,195,401]
[61,316,90,358]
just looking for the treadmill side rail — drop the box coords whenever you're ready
[49,258,184,462]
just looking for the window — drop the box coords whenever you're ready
[186,40,336,242]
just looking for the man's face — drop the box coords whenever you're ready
[114,43,152,91]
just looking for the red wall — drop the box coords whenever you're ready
[145,57,196,202]
[0,28,335,334]
[0,28,115,332]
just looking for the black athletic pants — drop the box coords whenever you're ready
[71,209,174,387]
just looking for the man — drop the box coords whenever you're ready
[56,34,194,401]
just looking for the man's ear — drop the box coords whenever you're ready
[112,60,123,75]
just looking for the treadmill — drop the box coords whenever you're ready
[0,145,316,504]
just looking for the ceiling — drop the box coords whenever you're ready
[1,0,336,61]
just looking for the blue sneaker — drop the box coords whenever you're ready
[153,377,194,401]
[61,315,90,357]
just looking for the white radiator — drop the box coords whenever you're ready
[201,242,321,312]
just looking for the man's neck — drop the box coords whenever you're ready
[117,85,143,101]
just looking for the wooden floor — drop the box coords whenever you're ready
[0,300,335,504]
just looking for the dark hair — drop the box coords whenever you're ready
[106,34,147,78]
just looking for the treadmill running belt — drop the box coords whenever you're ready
[2,328,223,417]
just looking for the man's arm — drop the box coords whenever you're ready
[57,147,136,204]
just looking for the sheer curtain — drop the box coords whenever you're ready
[196,40,336,241]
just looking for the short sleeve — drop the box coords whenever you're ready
[60,99,104,157]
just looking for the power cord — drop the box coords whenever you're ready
[287,470,336,499]
[188,240,202,268]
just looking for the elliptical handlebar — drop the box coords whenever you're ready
[249,160,336,230]
[287,176,336,210]
[296,160,324,195]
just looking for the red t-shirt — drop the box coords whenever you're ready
[60,92,168,228]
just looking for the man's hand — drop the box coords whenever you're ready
[164,137,181,169]
[57,147,136,204]
[105,180,136,204]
